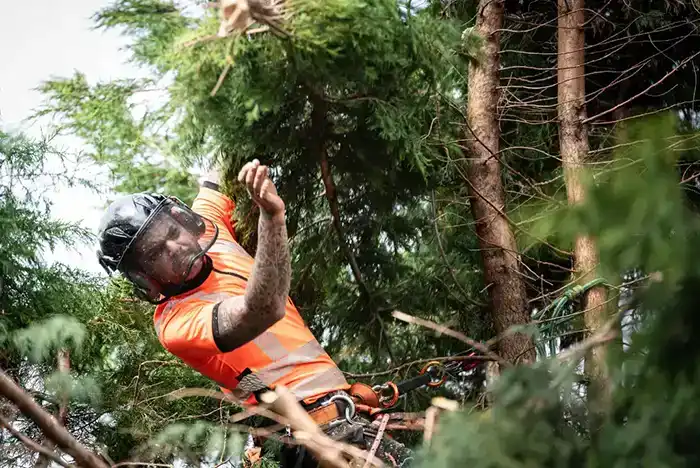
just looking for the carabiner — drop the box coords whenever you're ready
[420,361,447,387]
[328,393,356,423]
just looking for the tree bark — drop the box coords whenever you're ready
[464,0,536,369]
[556,0,611,417]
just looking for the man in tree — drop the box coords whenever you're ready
[94,159,413,467]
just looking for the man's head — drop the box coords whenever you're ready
[96,193,218,303]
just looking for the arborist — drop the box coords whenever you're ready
[95,159,413,467]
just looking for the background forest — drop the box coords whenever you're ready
[2,0,700,466]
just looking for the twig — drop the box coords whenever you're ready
[0,414,71,468]
[583,50,700,124]
[556,315,618,362]
[391,310,509,367]
[431,190,485,308]
[342,354,494,379]
[181,33,219,48]
[113,463,174,467]
[422,397,459,447]
[35,348,71,468]
[210,61,233,97]
[422,407,439,445]
[0,368,109,468]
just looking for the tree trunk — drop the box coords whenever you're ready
[464,0,536,369]
[556,0,611,418]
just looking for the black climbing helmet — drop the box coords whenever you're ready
[96,193,218,303]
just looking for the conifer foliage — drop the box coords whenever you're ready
[3,1,700,467]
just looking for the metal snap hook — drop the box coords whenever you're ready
[328,393,356,423]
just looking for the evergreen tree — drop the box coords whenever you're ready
[418,114,700,468]
[4,1,697,466]
[0,129,243,466]
[35,0,491,403]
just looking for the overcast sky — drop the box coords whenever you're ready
[0,0,142,275]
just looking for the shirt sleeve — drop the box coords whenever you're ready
[191,186,237,243]
[159,300,223,358]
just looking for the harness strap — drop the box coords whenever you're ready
[362,414,390,468]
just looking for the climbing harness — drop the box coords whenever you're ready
[301,353,481,432]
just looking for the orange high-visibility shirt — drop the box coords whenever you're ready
[153,186,349,404]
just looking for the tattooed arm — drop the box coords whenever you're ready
[212,160,291,352]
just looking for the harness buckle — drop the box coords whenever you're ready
[328,393,356,423]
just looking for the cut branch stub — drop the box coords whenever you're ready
[218,0,290,37]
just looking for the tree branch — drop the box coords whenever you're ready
[310,95,395,362]
[0,368,109,468]
[342,354,494,379]
[0,414,71,468]
[312,99,370,298]
[583,50,700,124]
[35,349,71,468]
[391,310,509,367]
[431,190,486,308]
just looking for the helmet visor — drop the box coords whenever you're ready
[120,197,217,296]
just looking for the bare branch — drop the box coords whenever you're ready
[0,414,71,468]
[391,310,509,367]
[0,368,109,468]
[583,50,700,124]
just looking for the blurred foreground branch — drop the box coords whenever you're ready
[0,414,71,468]
[0,367,109,468]
[260,386,384,468]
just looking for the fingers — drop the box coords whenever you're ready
[237,159,270,199]
[245,161,257,188]
[259,178,271,201]
[253,165,268,198]
[237,159,259,183]
[237,159,285,218]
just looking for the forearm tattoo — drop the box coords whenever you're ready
[215,213,291,351]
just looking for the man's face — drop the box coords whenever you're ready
[134,217,204,285]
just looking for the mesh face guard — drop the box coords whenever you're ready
[118,197,218,303]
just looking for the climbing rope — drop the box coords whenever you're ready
[532,278,609,356]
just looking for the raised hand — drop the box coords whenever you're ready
[237,159,285,221]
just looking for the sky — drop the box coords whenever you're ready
[0,0,141,275]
